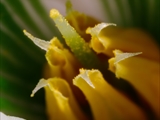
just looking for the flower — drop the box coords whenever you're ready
[24,1,160,119]
[1,0,160,120]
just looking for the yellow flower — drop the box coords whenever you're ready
[23,2,159,120]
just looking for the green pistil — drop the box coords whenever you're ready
[50,9,101,69]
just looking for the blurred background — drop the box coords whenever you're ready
[0,0,159,119]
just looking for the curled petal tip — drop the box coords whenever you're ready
[74,69,95,88]
[113,50,143,64]
[80,70,95,88]
[23,30,50,51]
[31,79,48,97]
[86,23,116,36]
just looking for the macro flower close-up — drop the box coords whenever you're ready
[0,0,160,120]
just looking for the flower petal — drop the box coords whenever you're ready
[45,78,86,120]
[31,78,87,120]
[109,50,160,117]
[73,69,147,120]
[42,37,88,106]
[89,25,159,61]
[44,37,79,81]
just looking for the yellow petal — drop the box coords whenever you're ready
[44,37,88,106]
[31,78,87,120]
[89,26,159,62]
[44,37,79,81]
[73,69,147,120]
[109,50,160,117]
[23,30,79,81]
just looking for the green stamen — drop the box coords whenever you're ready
[50,9,101,69]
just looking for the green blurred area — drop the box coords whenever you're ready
[101,0,160,45]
